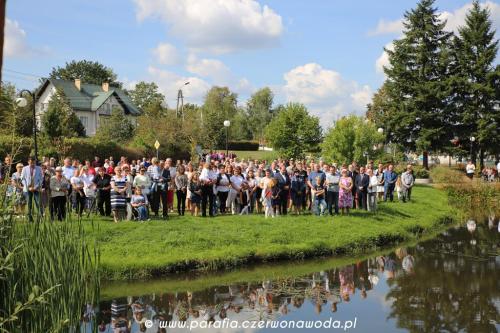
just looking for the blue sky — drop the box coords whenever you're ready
[4,0,500,126]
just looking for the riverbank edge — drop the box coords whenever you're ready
[93,186,457,280]
[100,225,458,299]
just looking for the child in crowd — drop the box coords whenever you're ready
[259,169,275,218]
[239,182,251,215]
[395,176,403,201]
[130,187,149,221]
[189,172,202,216]
[312,176,327,216]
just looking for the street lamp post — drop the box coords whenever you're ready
[176,81,190,120]
[470,136,475,162]
[16,89,37,164]
[223,120,231,157]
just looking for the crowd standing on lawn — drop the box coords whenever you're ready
[1,151,491,223]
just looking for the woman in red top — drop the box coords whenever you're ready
[107,161,115,175]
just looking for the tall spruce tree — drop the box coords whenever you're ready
[383,0,453,169]
[452,1,499,168]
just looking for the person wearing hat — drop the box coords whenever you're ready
[21,156,44,222]
[50,167,69,221]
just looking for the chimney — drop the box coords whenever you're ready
[74,78,81,91]
[102,82,109,92]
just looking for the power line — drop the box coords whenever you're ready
[3,68,46,78]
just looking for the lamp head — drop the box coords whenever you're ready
[16,97,28,107]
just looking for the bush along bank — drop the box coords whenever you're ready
[85,185,457,280]
[430,166,500,219]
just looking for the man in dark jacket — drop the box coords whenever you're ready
[275,165,291,215]
[355,166,370,210]
[383,164,398,202]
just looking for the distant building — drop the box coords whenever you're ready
[35,78,140,136]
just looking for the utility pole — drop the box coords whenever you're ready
[0,0,6,86]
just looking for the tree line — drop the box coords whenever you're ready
[367,0,500,169]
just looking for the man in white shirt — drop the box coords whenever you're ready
[200,162,217,217]
[61,158,75,180]
[21,156,43,221]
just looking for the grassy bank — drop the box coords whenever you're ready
[85,185,456,280]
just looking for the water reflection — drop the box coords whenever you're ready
[83,220,499,333]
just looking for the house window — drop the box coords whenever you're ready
[100,104,111,116]
[79,116,88,134]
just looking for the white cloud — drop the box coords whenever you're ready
[4,18,29,57]
[375,42,394,74]
[152,42,180,65]
[368,19,403,36]
[186,54,232,83]
[134,0,283,53]
[282,63,373,127]
[147,66,211,105]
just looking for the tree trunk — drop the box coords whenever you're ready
[0,0,6,86]
[423,151,429,170]
[479,149,484,171]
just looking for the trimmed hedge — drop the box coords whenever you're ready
[46,138,145,162]
[0,136,192,163]
[218,141,259,151]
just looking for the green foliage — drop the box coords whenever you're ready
[394,164,429,179]
[201,87,239,148]
[264,103,322,158]
[127,81,165,112]
[132,103,193,160]
[0,136,32,163]
[321,115,384,164]
[451,0,500,160]
[38,137,144,162]
[95,107,135,143]
[228,109,253,141]
[0,83,35,138]
[246,87,274,140]
[379,0,454,166]
[226,141,260,151]
[41,90,85,139]
[49,59,120,87]
[0,198,99,332]
[370,0,500,168]
[430,166,500,216]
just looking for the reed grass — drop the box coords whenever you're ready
[0,207,100,332]
[430,166,500,218]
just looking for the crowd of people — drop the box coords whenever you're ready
[0,153,418,223]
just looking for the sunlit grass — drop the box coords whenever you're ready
[83,185,456,280]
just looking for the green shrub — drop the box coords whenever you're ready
[38,137,144,161]
[218,140,260,151]
[0,135,33,163]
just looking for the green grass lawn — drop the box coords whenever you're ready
[85,185,456,280]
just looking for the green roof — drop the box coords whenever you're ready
[38,79,141,115]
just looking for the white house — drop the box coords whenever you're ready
[35,78,140,136]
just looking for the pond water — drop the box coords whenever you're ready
[82,218,499,333]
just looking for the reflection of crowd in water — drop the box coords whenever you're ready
[83,249,417,333]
